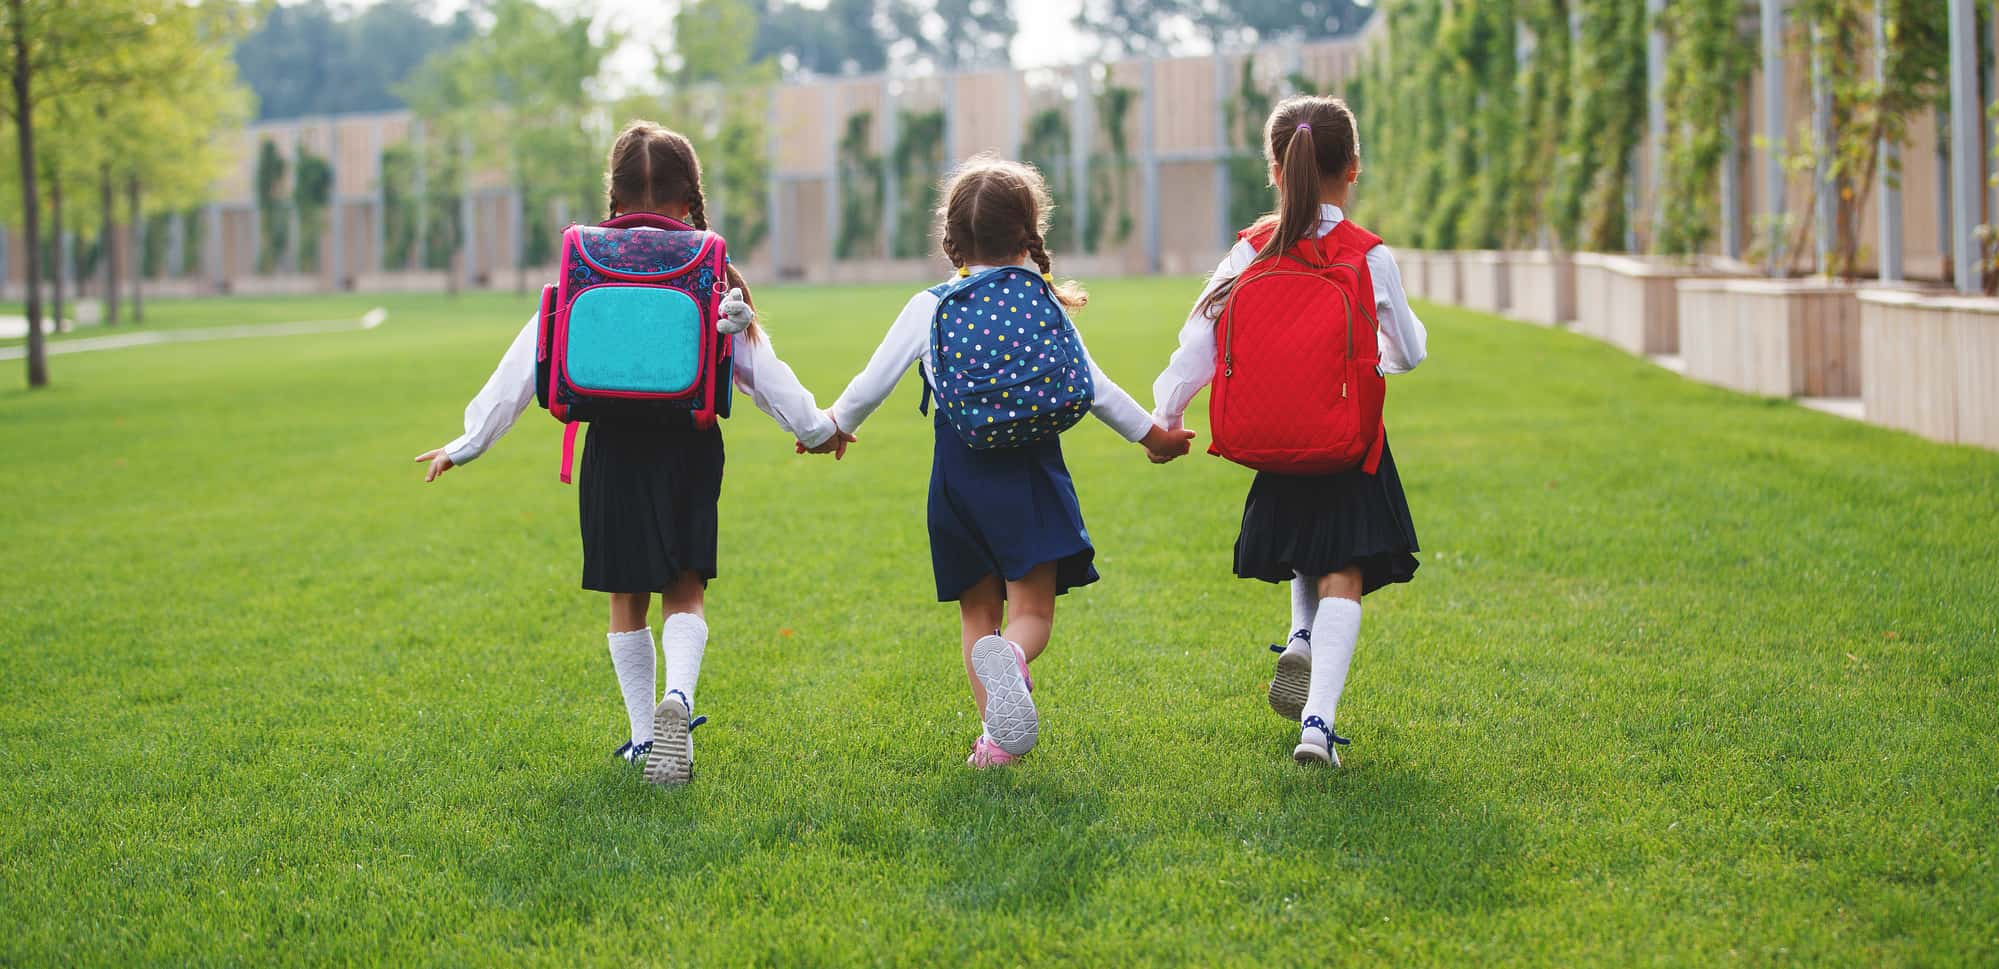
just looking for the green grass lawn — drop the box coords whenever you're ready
[0,293,447,348]
[2,280,1995,966]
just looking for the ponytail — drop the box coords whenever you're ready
[1263,123,1324,264]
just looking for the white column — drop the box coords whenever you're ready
[942,71,960,168]
[1811,21,1835,273]
[372,119,387,273]
[509,185,524,275]
[1761,0,1788,276]
[328,121,345,286]
[1004,70,1022,160]
[824,83,841,264]
[882,81,900,259]
[286,128,302,274]
[458,135,476,290]
[1949,0,1982,292]
[1070,64,1092,251]
[766,91,784,270]
[412,123,428,270]
[205,203,222,289]
[1141,57,1161,273]
[1213,51,1232,249]
[1646,0,1667,246]
[168,212,185,279]
[1721,111,1743,260]
[1875,0,1903,282]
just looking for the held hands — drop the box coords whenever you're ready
[717,287,755,334]
[414,447,455,482]
[794,411,858,460]
[1141,425,1196,464]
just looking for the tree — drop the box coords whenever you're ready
[753,0,888,76]
[888,0,1016,70]
[1075,0,1374,57]
[402,0,610,293]
[232,0,472,121]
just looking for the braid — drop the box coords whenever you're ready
[1024,231,1052,276]
[1027,230,1087,309]
[940,231,967,271]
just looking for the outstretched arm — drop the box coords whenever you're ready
[732,328,837,448]
[1151,243,1253,429]
[416,315,538,481]
[827,291,935,436]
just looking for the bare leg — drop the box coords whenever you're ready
[1315,567,1363,604]
[958,574,1005,716]
[1002,561,1059,664]
[609,592,651,634]
[659,569,707,618]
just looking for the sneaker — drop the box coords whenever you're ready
[970,634,1038,756]
[613,739,652,765]
[643,690,708,786]
[1267,630,1311,720]
[1292,715,1351,767]
[967,734,1019,768]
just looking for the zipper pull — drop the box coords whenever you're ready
[1341,381,1348,399]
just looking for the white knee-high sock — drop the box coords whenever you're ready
[1288,575,1319,649]
[1301,598,1362,732]
[606,628,656,744]
[660,612,709,712]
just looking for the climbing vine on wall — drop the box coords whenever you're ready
[1021,106,1074,252]
[293,146,332,272]
[254,139,289,273]
[1088,82,1135,253]
[836,110,883,260]
[1555,0,1646,252]
[891,108,946,259]
[1503,0,1573,248]
[1658,0,1754,256]
[380,144,419,269]
[1224,60,1277,233]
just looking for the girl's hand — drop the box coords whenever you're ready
[793,411,857,459]
[415,447,455,482]
[1141,425,1196,464]
[717,287,755,334]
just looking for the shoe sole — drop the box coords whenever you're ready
[971,635,1038,756]
[1292,742,1341,767]
[1268,650,1309,720]
[644,697,693,786]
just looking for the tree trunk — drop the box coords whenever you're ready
[128,176,143,323]
[101,164,118,325]
[48,170,64,336]
[10,0,47,387]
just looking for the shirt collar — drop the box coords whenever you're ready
[1319,203,1346,226]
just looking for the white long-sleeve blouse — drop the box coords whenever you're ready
[1151,203,1429,430]
[826,264,1156,443]
[443,315,837,466]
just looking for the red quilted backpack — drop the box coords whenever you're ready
[1208,218,1386,476]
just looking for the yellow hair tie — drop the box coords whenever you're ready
[957,266,970,278]
[1042,273,1054,284]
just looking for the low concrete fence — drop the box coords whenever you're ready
[1860,291,1999,450]
[1677,279,1861,398]
[1574,253,1718,357]
[1503,251,1575,326]
[1459,251,1510,315]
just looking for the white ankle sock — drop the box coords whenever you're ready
[1301,597,1362,734]
[660,612,709,712]
[606,628,656,744]
[1289,575,1319,648]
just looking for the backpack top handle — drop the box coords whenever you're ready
[601,212,697,232]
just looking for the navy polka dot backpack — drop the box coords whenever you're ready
[921,267,1095,449]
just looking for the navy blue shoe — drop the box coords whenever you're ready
[1293,715,1351,766]
[614,739,653,766]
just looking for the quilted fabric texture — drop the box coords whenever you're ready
[929,269,1094,449]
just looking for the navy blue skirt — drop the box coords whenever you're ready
[1233,436,1420,596]
[928,413,1099,602]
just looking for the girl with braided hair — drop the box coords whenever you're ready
[824,154,1194,768]
[414,121,853,785]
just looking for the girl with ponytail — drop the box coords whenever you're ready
[1150,96,1431,768]
[823,155,1193,769]
[414,121,852,786]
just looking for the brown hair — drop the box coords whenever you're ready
[1195,95,1361,319]
[936,154,1087,310]
[605,120,760,340]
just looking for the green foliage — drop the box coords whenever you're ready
[753,0,888,77]
[1555,0,1646,251]
[836,111,884,260]
[1088,82,1136,252]
[890,108,946,259]
[379,144,419,269]
[254,139,290,273]
[1075,0,1374,56]
[1224,60,1277,232]
[293,147,332,273]
[3,287,1998,962]
[1657,0,1754,256]
[1020,106,1075,252]
[231,0,473,121]
[1503,0,1574,248]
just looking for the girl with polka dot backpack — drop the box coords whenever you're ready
[817,155,1195,768]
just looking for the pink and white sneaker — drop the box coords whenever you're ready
[967,734,1019,768]
[970,634,1038,755]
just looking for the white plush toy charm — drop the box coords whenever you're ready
[717,287,755,334]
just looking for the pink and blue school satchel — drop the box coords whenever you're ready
[922,267,1094,449]
[534,212,733,482]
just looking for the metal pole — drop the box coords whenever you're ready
[1141,57,1161,273]
[168,212,184,279]
[1762,0,1787,276]
[372,119,387,273]
[882,80,900,259]
[1721,111,1743,260]
[1876,0,1903,282]
[1949,0,1981,292]
[1004,70,1022,160]
[1811,21,1835,274]
[458,135,475,290]
[824,83,841,264]
[328,121,345,287]
[287,127,302,275]
[1070,64,1092,252]
[205,203,221,290]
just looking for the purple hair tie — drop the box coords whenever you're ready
[1296,123,1312,133]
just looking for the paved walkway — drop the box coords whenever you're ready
[0,309,386,360]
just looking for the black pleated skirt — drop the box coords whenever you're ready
[1233,436,1420,596]
[578,420,724,593]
